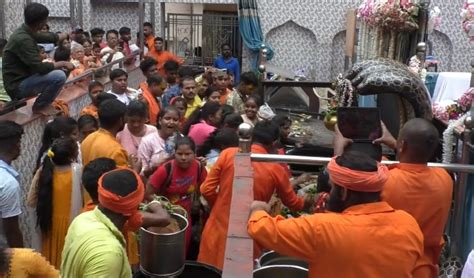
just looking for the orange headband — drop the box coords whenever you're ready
[327,156,389,192]
[98,168,144,231]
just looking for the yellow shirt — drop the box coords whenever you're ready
[60,207,131,278]
[184,95,202,120]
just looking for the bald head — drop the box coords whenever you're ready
[398,118,438,163]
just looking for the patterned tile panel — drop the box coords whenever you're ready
[4,0,27,37]
[90,2,140,35]
[265,20,319,80]
[256,0,472,79]
[36,0,70,17]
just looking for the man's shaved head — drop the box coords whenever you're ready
[398,118,439,163]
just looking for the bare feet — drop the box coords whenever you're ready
[0,101,6,110]
[32,105,60,116]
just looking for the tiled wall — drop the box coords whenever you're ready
[257,0,473,81]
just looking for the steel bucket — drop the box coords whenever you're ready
[253,265,308,278]
[139,213,189,277]
[257,251,309,269]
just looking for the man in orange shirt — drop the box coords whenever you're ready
[248,150,424,278]
[141,75,166,126]
[81,99,129,167]
[80,81,105,118]
[146,37,183,77]
[375,118,453,278]
[143,22,155,52]
[198,121,312,270]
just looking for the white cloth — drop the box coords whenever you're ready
[129,44,147,67]
[107,88,140,105]
[100,46,125,70]
[0,160,21,247]
[462,250,474,278]
[432,72,471,103]
[69,163,83,223]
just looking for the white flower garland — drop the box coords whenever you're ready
[442,114,467,163]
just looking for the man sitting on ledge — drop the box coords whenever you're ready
[2,2,74,115]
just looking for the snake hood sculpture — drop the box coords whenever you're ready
[345,58,433,120]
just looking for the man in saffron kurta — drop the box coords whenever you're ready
[146,37,183,77]
[81,99,128,168]
[248,151,424,278]
[376,118,453,278]
[141,75,166,126]
[198,121,306,270]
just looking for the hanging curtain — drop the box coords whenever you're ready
[238,0,274,69]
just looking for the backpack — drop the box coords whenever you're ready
[162,160,203,190]
[162,160,204,218]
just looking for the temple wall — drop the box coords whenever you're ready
[257,0,473,81]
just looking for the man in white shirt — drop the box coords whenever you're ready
[100,29,125,70]
[0,121,24,248]
[106,69,139,105]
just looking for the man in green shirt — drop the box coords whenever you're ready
[2,3,74,114]
[61,168,170,277]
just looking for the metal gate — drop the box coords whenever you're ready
[166,12,240,66]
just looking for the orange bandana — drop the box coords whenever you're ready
[327,156,389,192]
[98,168,144,231]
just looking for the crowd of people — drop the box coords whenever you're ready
[0,2,461,278]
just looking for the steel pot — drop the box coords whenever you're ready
[139,213,189,277]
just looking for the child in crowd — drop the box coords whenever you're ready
[271,114,298,149]
[195,74,210,100]
[117,100,157,156]
[223,113,243,131]
[145,136,207,256]
[54,46,71,62]
[203,86,221,104]
[183,102,222,151]
[77,114,98,142]
[82,39,93,57]
[34,137,82,269]
[162,60,180,107]
[170,96,187,130]
[226,72,235,90]
[36,116,79,169]
[198,128,239,170]
[38,45,48,61]
[141,75,166,126]
[81,158,117,212]
[213,71,231,104]
[241,94,263,127]
[138,106,181,177]
[80,80,105,118]
[54,46,72,77]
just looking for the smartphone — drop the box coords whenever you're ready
[337,107,382,143]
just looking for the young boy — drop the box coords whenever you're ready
[81,158,117,211]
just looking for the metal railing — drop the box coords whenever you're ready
[251,153,474,173]
[64,50,141,85]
